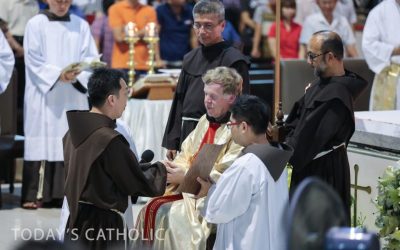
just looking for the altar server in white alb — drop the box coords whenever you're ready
[362,0,400,111]
[21,0,99,209]
[0,30,15,93]
[197,95,293,250]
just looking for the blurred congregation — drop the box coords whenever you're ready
[0,0,399,249]
[0,0,386,118]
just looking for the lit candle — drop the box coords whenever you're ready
[126,22,137,37]
[145,22,157,37]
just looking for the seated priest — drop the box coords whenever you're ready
[63,68,167,249]
[134,66,244,249]
[197,95,293,250]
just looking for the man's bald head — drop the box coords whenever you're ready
[311,31,344,60]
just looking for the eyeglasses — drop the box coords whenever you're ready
[226,121,242,129]
[193,22,220,32]
[307,51,328,61]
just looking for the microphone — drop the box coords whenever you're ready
[139,150,154,163]
[134,150,155,204]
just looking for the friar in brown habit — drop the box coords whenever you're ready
[63,68,166,249]
[285,31,367,225]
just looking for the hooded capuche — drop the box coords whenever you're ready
[63,111,166,229]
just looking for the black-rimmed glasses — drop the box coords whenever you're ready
[193,22,220,32]
[307,51,328,61]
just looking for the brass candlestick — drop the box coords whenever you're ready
[125,22,139,87]
[143,22,159,75]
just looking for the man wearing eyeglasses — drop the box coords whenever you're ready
[162,0,250,161]
[197,94,293,250]
[285,31,367,225]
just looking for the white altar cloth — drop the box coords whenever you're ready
[121,99,172,161]
[348,111,400,231]
[355,111,400,138]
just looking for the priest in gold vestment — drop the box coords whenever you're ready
[134,66,244,249]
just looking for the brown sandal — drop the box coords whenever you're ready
[22,202,38,210]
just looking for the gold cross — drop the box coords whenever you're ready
[351,164,372,227]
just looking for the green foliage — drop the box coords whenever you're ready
[376,166,400,250]
[355,213,367,228]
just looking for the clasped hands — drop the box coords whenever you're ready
[163,160,185,185]
[163,160,213,199]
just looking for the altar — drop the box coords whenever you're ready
[121,99,172,161]
[347,111,400,231]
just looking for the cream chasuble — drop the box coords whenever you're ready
[133,115,242,249]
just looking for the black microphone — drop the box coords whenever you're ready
[134,150,156,204]
[139,150,154,163]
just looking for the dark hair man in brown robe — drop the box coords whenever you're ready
[285,31,368,225]
[63,68,167,249]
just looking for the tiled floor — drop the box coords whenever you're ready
[0,184,59,250]
[0,184,144,250]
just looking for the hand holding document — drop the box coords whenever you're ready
[60,57,106,82]
[62,59,107,74]
[176,144,224,194]
[60,68,80,82]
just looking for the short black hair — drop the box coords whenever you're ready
[88,68,125,108]
[281,0,296,18]
[282,0,296,9]
[313,30,344,60]
[230,95,271,135]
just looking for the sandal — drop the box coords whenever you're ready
[22,202,38,210]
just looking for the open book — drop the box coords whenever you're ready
[62,60,107,73]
